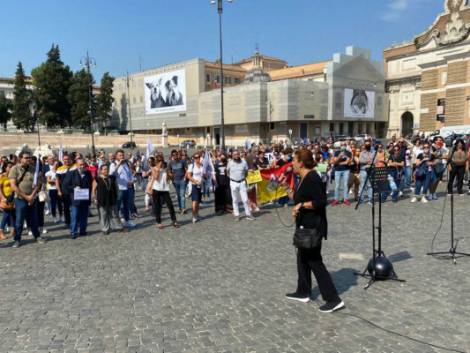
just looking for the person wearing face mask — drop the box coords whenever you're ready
[358,140,375,204]
[411,143,435,203]
[70,157,92,239]
[331,143,352,206]
[227,150,255,221]
[214,154,232,215]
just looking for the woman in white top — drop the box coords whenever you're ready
[187,153,204,223]
[147,155,179,229]
[45,162,62,223]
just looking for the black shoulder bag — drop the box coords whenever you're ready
[292,171,322,249]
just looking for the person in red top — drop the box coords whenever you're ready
[87,156,98,180]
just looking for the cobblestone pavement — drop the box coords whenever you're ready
[1,189,470,353]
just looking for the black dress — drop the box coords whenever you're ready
[214,161,232,213]
[293,170,340,302]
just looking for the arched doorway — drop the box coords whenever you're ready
[401,112,414,137]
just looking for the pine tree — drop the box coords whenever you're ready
[68,69,95,130]
[31,44,73,128]
[12,62,32,131]
[96,72,115,133]
[0,92,12,131]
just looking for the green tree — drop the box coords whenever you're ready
[68,69,95,130]
[96,72,115,133]
[12,62,32,131]
[31,44,73,128]
[0,92,12,131]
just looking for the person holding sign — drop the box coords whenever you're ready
[70,157,92,239]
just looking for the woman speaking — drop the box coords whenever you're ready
[282,149,344,313]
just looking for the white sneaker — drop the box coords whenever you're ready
[421,197,428,203]
[28,230,33,236]
[42,228,48,234]
[410,197,417,203]
[398,191,403,197]
[45,209,50,215]
[192,217,198,224]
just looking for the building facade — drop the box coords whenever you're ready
[385,0,470,137]
[111,46,387,145]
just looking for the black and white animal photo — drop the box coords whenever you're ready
[145,79,166,109]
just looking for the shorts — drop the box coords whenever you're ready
[191,184,202,202]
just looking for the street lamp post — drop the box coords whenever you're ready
[30,101,40,147]
[126,71,134,144]
[81,52,96,156]
[211,0,233,151]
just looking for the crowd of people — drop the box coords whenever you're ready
[0,134,467,248]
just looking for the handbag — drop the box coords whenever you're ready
[293,226,322,249]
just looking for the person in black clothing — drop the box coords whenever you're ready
[282,149,344,313]
[92,164,123,235]
[70,157,92,239]
[214,154,232,215]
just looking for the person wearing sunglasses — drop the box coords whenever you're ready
[187,153,204,223]
[8,151,46,248]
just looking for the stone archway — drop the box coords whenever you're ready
[401,111,414,137]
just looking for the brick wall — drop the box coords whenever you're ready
[420,93,438,132]
[446,88,466,125]
[448,61,468,85]
[421,70,439,91]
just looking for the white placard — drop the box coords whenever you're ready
[344,89,375,118]
[144,69,186,115]
[74,188,89,201]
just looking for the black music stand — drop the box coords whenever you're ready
[355,165,405,289]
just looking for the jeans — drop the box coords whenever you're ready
[334,170,350,201]
[129,187,137,215]
[402,166,412,190]
[415,172,432,196]
[14,198,40,241]
[388,170,401,201]
[359,169,373,202]
[0,208,15,231]
[173,179,186,210]
[49,189,62,218]
[71,204,89,237]
[116,189,130,222]
[152,190,177,224]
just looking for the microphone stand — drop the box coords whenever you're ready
[427,148,470,264]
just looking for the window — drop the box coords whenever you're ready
[339,123,344,135]
[234,78,240,84]
[206,74,210,83]
[329,123,334,133]
[437,98,446,122]
[216,75,220,83]
[441,72,448,86]
[270,123,275,130]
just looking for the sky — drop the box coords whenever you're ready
[0,0,444,80]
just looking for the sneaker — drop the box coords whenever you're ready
[343,200,350,206]
[126,221,136,228]
[45,209,50,215]
[398,191,403,198]
[367,201,373,206]
[432,193,438,200]
[36,236,46,244]
[421,197,428,203]
[12,241,21,248]
[42,228,48,234]
[192,217,198,224]
[27,230,33,236]
[410,197,418,203]
[319,300,345,313]
[285,292,310,303]
[245,216,255,221]
[330,200,340,207]
[254,207,261,212]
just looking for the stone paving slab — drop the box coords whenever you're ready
[0,190,469,353]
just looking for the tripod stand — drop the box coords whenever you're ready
[355,162,405,289]
[427,181,470,264]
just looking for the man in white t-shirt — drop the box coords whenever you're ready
[227,150,254,221]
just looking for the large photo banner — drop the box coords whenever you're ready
[144,69,186,115]
[344,88,375,118]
